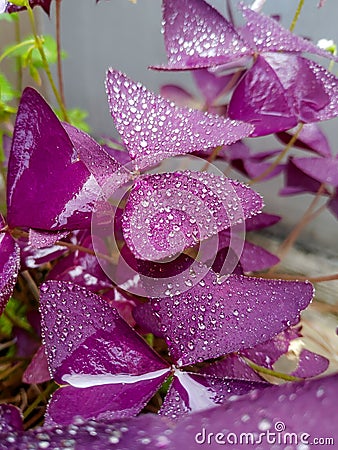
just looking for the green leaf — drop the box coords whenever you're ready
[31,35,67,68]
[0,13,19,22]
[0,297,29,338]
[0,72,20,103]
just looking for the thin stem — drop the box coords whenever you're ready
[273,189,327,265]
[202,145,223,171]
[23,383,56,419]
[244,358,302,382]
[226,0,234,25]
[14,15,23,94]
[25,2,69,121]
[249,123,304,185]
[21,270,40,302]
[290,0,305,32]
[55,0,66,108]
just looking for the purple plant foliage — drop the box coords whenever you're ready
[157,0,338,135]
[22,345,51,384]
[5,0,52,14]
[1,374,338,448]
[105,69,254,171]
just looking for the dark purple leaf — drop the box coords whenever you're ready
[328,190,338,219]
[6,0,52,14]
[192,69,234,106]
[100,137,132,166]
[154,0,251,71]
[241,327,301,369]
[7,88,100,231]
[122,171,263,260]
[276,123,332,157]
[152,270,313,366]
[40,281,169,384]
[240,3,338,61]
[46,377,168,426]
[160,371,266,419]
[19,238,67,270]
[279,158,326,196]
[22,345,51,384]
[291,349,329,378]
[0,216,20,316]
[228,55,297,136]
[105,69,253,171]
[0,404,23,433]
[245,212,281,231]
[292,156,338,187]
[133,301,164,338]
[62,122,131,195]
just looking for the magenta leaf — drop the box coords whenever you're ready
[279,158,326,196]
[160,85,198,109]
[105,70,253,171]
[171,374,338,448]
[40,281,170,423]
[160,371,266,419]
[228,55,297,136]
[292,156,338,187]
[240,3,338,62]
[152,270,313,366]
[155,0,251,71]
[0,217,20,316]
[0,404,23,433]
[276,123,332,157]
[46,379,167,426]
[192,69,234,106]
[291,349,329,378]
[22,345,51,384]
[201,354,263,382]
[7,88,100,231]
[244,212,281,231]
[122,171,263,260]
[28,229,69,250]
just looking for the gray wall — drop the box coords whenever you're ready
[40,0,337,251]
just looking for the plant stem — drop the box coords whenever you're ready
[23,382,56,420]
[244,358,302,382]
[55,0,66,109]
[249,123,304,185]
[25,1,69,121]
[21,270,40,302]
[290,0,305,32]
[14,15,23,94]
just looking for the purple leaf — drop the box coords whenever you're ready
[328,190,338,219]
[40,281,169,384]
[122,171,263,261]
[22,345,51,384]
[28,229,69,250]
[160,84,198,109]
[6,0,52,14]
[7,88,100,231]
[0,404,23,433]
[105,69,253,171]
[133,301,164,338]
[241,327,301,370]
[19,238,67,270]
[152,271,313,366]
[62,122,131,195]
[240,3,338,61]
[279,158,326,196]
[291,349,329,378]
[245,212,281,231]
[276,123,332,157]
[0,217,20,316]
[101,137,132,166]
[228,55,297,136]
[154,0,251,71]
[292,156,338,187]
[160,371,266,419]
[171,374,338,448]
[46,378,167,426]
[192,69,234,106]
[234,240,280,272]
[201,354,263,382]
